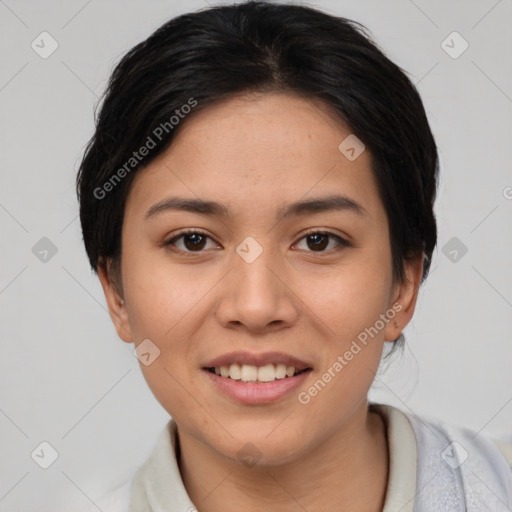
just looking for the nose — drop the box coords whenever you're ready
[214,239,299,334]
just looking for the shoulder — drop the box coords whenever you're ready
[401,404,512,469]
[376,403,512,509]
[374,402,512,467]
[412,408,512,470]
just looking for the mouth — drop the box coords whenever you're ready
[204,364,312,383]
[202,351,313,384]
[201,351,313,403]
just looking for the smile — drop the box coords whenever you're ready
[206,363,309,383]
[202,351,313,403]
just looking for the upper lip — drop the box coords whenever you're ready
[203,351,312,371]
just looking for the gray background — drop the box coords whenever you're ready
[0,0,511,510]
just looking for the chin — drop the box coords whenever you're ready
[213,427,307,467]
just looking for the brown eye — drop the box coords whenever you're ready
[165,230,217,252]
[295,231,350,253]
[181,233,207,251]
[306,233,329,251]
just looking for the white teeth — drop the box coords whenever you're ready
[213,363,305,382]
[229,363,241,380]
[275,364,287,379]
[240,365,258,382]
[257,364,276,382]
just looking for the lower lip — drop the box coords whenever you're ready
[203,368,312,404]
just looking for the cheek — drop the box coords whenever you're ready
[302,254,392,340]
[301,248,392,396]
[297,268,390,424]
[122,267,202,420]
[122,245,212,339]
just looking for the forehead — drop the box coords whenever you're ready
[125,92,384,224]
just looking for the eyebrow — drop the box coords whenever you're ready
[145,194,368,221]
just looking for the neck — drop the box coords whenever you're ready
[176,401,389,512]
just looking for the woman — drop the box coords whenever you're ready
[76,1,512,510]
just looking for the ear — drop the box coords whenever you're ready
[384,253,424,342]
[97,260,133,343]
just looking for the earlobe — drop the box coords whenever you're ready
[384,254,424,342]
[97,261,133,343]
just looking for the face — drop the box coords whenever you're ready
[100,92,421,466]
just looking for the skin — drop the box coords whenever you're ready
[98,91,423,512]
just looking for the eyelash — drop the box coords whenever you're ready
[164,228,351,254]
